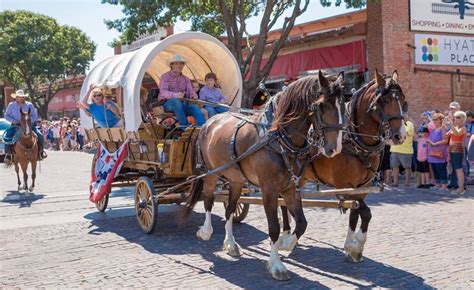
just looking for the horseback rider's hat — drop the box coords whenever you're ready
[167,54,187,66]
[12,89,29,99]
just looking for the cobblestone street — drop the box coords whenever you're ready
[1,151,473,288]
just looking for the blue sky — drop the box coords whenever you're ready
[1,0,361,70]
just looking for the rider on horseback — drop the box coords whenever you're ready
[3,89,48,163]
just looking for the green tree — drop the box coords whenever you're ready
[0,10,96,118]
[103,0,365,107]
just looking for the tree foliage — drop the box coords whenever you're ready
[0,10,96,117]
[103,0,366,107]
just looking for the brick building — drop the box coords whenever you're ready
[366,0,473,120]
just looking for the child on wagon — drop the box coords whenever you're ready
[199,72,228,118]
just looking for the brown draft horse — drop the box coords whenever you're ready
[12,109,39,193]
[183,72,345,281]
[280,70,407,262]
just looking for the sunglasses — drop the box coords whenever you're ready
[94,94,103,97]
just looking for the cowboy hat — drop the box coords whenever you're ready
[166,54,187,66]
[102,87,113,97]
[11,89,29,99]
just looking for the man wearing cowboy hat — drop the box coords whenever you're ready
[3,89,47,163]
[158,54,206,128]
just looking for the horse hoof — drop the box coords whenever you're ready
[271,269,291,281]
[223,241,243,257]
[196,226,213,241]
[344,246,364,263]
[345,251,363,263]
[28,187,34,193]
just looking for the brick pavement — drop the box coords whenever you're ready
[1,151,473,288]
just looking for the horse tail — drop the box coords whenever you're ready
[179,178,204,225]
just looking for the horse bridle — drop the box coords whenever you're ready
[367,81,405,141]
[307,87,345,148]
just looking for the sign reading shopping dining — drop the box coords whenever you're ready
[410,0,474,35]
[415,34,474,66]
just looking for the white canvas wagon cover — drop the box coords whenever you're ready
[79,32,243,132]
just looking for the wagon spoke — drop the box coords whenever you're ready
[142,209,150,225]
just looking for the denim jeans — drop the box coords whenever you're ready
[163,98,206,127]
[431,162,448,184]
[204,105,228,118]
[449,155,468,187]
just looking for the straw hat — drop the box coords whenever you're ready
[102,87,113,97]
[11,89,29,99]
[166,54,187,66]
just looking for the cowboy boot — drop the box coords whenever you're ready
[38,144,48,160]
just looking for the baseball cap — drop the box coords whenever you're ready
[449,101,460,109]
[418,127,429,133]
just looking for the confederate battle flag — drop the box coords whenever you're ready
[89,141,128,202]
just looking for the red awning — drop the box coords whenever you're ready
[252,40,367,80]
[47,89,80,113]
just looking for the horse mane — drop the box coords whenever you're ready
[271,76,321,131]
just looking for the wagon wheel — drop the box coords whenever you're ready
[134,176,158,234]
[95,194,109,212]
[223,192,250,223]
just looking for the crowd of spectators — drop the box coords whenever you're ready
[36,117,87,151]
[381,101,473,195]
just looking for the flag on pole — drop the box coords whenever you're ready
[89,141,128,203]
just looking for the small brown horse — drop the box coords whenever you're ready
[280,70,407,262]
[12,109,39,193]
[183,72,345,280]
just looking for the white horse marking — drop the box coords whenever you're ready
[267,241,290,281]
[397,100,407,140]
[344,228,355,252]
[344,228,367,263]
[335,99,343,154]
[276,230,298,252]
[196,211,213,241]
[24,115,30,135]
[222,216,243,257]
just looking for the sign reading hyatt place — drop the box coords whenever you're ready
[410,0,474,35]
[415,34,474,66]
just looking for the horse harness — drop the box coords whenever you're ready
[227,92,344,188]
[342,79,405,175]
